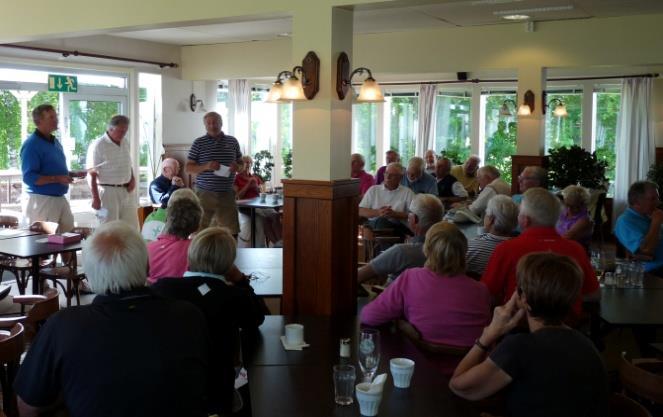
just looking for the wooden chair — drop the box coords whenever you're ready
[0,323,24,417]
[619,352,663,406]
[396,319,470,356]
[610,393,653,417]
[360,225,403,261]
[0,216,18,229]
[0,289,59,345]
[39,227,94,306]
[0,221,58,295]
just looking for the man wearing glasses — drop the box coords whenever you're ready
[512,166,547,204]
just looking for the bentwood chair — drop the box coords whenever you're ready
[619,352,663,409]
[0,289,60,345]
[0,323,24,417]
[396,319,470,356]
[610,393,653,417]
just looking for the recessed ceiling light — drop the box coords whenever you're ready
[494,5,574,16]
[470,0,523,5]
[502,14,530,20]
[277,32,291,37]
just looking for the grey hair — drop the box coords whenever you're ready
[521,188,561,227]
[485,195,519,234]
[408,157,425,172]
[203,111,222,124]
[386,162,405,175]
[524,166,548,187]
[167,188,200,208]
[478,165,500,179]
[83,220,148,294]
[108,115,130,128]
[31,104,55,124]
[351,153,365,165]
[628,181,658,206]
[164,198,202,239]
[409,194,444,231]
[561,185,590,208]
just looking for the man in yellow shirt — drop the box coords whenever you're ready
[450,155,481,197]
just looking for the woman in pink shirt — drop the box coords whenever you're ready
[361,221,492,349]
[147,196,202,283]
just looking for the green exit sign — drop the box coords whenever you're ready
[48,74,78,92]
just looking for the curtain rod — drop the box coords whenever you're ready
[366,73,659,86]
[0,44,178,68]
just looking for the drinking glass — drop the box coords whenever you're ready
[358,328,380,383]
[333,364,356,405]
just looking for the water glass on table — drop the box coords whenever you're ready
[358,328,380,383]
[333,364,356,405]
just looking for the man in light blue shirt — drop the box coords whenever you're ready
[614,180,663,274]
[401,156,438,195]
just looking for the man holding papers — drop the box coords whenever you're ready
[186,112,243,233]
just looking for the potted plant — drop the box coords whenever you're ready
[547,145,608,190]
[253,150,275,182]
[282,149,293,179]
[647,162,663,194]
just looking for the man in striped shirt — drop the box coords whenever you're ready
[87,115,138,229]
[185,112,243,234]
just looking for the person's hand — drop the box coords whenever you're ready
[378,206,392,217]
[127,176,136,193]
[651,208,663,224]
[56,175,73,185]
[91,196,101,210]
[226,265,247,284]
[229,161,240,173]
[69,170,87,179]
[481,292,525,346]
[172,176,184,187]
[206,161,221,171]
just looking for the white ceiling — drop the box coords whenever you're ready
[112,0,663,46]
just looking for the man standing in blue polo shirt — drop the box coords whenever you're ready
[21,104,84,233]
[615,180,663,275]
[185,112,243,234]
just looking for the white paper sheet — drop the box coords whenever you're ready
[213,165,231,177]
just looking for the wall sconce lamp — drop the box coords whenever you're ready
[499,99,517,117]
[336,52,385,102]
[265,51,320,103]
[189,94,205,112]
[543,96,568,117]
[517,90,535,116]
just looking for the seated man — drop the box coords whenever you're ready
[615,180,663,275]
[359,163,415,238]
[375,149,399,185]
[15,221,209,417]
[465,165,511,217]
[351,153,376,197]
[149,157,184,208]
[436,157,468,199]
[358,194,444,284]
[151,227,266,414]
[451,155,481,197]
[424,149,437,176]
[401,156,438,195]
[450,252,608,417]
[481,188,599,321]
[512,165,547,204]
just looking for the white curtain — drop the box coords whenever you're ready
[613,77,655,223]
[228,79,251,154]
[416,84,437,157]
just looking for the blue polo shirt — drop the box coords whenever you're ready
[401,172,438,195]
[20,130,69,196]
[615,207,663,271]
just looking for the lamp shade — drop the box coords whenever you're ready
[552,103,568,117]
[265,81,284,103]
[517,104,532,116]
[356,78,385,102]
[500,102,513,117]
[282,76,307,101]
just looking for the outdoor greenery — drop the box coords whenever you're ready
[279,103,292,179]
[594,92,620,184]
[435,95,471,165]
[484,95,517,185]
[0,92,21,169]
[647,163,663,195]
[253,150,274,182]
[27,91,58,133]
[68,100,120,169]
[544,93,582,150]
[390,96,418,164]
[353,103,378,172]
[547,145,608,189]
[282,148,293,179]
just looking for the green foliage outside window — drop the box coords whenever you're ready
[253,150,274,182]
[68,100,121,170]
[544,93,582,150]
[435,95,471,165]
[389,96,418,164]
[27,91,59,133]
[484,95,517,185]
[353,103,378,172]
[0,92,21,169]
[594,92,620,184]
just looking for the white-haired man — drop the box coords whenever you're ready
[451,155,481,197]
[15,221,210,417]
[401,156,438,195]
[461,165,510,217]
[424,150,437,176]
[87,115,138,228]
[481,188,599,321]
[512,165,547,204]
[150,157,184,208]
[358,194,443,284]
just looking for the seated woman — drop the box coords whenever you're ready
[234,155,282,247]
[556,185,593,250]
[151,227,266,415]
[147,195,202,283]
[360,222,492,349]
[449,252,608,417]
[141,188,199,242]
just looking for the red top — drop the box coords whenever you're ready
[351,170,376,196]
[481,227,599,317]
[234,173,262,199]
[147,234,191,284]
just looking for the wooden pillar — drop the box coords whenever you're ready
[282,179,359,316]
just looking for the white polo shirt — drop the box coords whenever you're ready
[359,184,415,220]
[87,132,132,185]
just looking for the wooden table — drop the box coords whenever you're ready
[242,315,479,417]
[236,248,282,298]
[0,229,40,240]
[236,197,283,247]
[0,234,83,294]
[599,275,663,326]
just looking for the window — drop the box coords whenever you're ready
[482,93,517,184]
[544,92,582,152]
[279,103,292,180]
[435,93,471,164]
[387,93,418,164]
[593,89,621,188]
[216,83,229,126]
[352,103,378,172]
[138,73,162,205]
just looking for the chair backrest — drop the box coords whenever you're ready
[29,221,59,235]
[26,289,60,325]
[0,216,18,229]
[396,320,470,356]
[0,324,24,364]
[609,393,653,417]
[619,352,663,405]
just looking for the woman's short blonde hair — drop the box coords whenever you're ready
[561,185,590,208]
[187,227,236,275]
[423,222,467,276]
[167,188,200,208]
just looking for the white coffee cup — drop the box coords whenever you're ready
[390,358,415,388]
[284,323,304,345]
[355,382,383,416]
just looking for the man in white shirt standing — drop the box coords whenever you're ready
[87,115,138,229]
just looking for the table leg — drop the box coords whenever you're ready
[251,208,257,248]
[31,255,40,294]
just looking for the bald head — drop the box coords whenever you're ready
[161,158,180,179]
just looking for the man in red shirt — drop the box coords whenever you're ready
[481,188,599,318]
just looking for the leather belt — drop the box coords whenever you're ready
[99,183,129,187]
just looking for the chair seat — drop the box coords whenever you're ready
[40,265,85,279]
[0,258,53,270]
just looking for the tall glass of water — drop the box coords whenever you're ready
[358,328,380,383]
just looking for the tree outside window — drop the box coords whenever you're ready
[352,103,378,173]
[594,92,620,187]
[435,94,471,164]
[483,94,517,185]
[0,92,21,170]
[389,95,418,164]
[544,92,582,151]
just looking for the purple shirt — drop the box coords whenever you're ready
[352,170,376,195]
[147,234,191,284]
[375,165,387,185]
[556,206,592,249]
[361,267,492,347]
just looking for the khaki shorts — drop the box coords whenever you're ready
[25,194,74,233]
[196,188,239,234]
